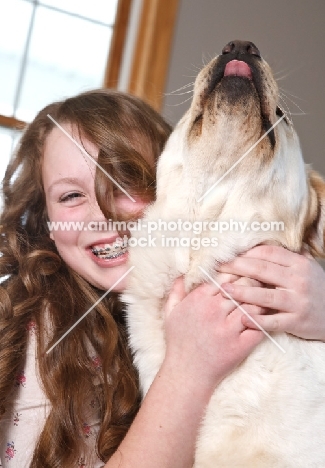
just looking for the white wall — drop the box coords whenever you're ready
[162,0,325,176]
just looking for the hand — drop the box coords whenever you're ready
[163,276,264,393]
[218,245,325,341]
[107,277,263,468]
[107,275,264,468]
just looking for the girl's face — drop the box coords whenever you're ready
[42,125,148,291]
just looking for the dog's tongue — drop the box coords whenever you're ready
[224,60,252,79]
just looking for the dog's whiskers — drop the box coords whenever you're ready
[202,52,214,67]
[168,95,194,107]
[273,68,293,81]
[278,97,293,122]
[167,82,194,95]
[279,91,306,119]
[166,89,194,97]
[279,87,305,102]
[190,64,204,74]
[278,99,295,131]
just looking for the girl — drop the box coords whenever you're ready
[0,89,324,467]
[0,89,264,467]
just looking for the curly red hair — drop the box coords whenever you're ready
[0,89,171,466]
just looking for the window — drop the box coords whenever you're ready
[0,0,121,177]
[0,0,179,182]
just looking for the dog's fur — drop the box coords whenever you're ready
[123,41,325,467]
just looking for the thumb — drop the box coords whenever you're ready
[164,276,186,318]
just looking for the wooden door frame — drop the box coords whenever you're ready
[127,0,180,111]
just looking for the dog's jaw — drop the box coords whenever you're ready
[188,50,279,151]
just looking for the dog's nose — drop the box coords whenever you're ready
[222,40,261,58]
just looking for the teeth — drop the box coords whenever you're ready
[91,241,128,260]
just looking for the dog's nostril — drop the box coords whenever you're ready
[246,42,261,57]
[222,40,261,58]
[222,42,235,55]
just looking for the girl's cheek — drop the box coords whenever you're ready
[49,204,86,222]
[115,196,149,218]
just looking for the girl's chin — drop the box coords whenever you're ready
[88,266,130,293]
[95,279,128,293]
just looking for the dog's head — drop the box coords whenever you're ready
[158,40,325,257]
[189,40,279,149]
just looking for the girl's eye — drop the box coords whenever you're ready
[59,192,84,203]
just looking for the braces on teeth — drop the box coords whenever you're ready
[91,241,128,260]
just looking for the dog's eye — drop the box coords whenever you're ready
[276,106,289,125]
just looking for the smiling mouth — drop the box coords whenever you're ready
[91,241,128,260]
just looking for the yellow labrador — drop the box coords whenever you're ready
[124,40,325,467]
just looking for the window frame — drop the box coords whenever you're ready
[0,0,179,132]
[126,0,180,111]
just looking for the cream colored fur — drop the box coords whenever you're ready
[123,45,325,467]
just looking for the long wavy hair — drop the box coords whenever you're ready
[0,89,171,467]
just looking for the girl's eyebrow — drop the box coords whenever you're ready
[47,177,83,195]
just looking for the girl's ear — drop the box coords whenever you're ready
[50,232,54,240]
[303,170,325,257]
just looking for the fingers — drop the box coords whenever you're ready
[241,312,292,334]
[207,271,262,297]
[214,272,241,285]
[237,245,299,267]
[164,277,186,318]
[219,256,289,288]
[226,303,264,335]
[218,246,308,289]
[220,283,294,313]
[232,277,261,288]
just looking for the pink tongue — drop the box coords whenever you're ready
[224,60,252,79]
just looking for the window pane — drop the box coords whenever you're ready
[40,0,119,25]
[0,0,33,116]
[16,6,113,121]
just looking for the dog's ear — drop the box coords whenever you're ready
[303,170,325,257]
